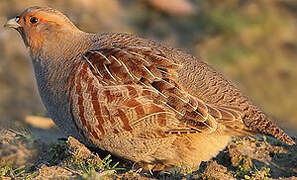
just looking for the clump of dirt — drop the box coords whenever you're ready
[199,161,235,180]
[0,129,45,168]
[36,165,75,180]
[0,131,124,179]
[226,136,297,178]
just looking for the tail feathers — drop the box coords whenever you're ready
[246,113,295,145]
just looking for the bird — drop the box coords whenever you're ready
[4,6,295,171]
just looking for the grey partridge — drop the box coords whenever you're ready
[4,7,295,170]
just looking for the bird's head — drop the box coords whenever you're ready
[4,6,81,56]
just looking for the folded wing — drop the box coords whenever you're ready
[68,45,245,139]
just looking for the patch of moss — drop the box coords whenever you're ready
[74,154,122,179]
[233,165,271,180]
[0,164,38,179]
[47,137,123,179]
[48,140,69,166]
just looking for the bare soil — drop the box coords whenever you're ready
[0,117,296,179]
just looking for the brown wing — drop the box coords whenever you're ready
[71,45,244,138]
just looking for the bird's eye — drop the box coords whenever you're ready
[30,17,38,24]
[15,16,20,22]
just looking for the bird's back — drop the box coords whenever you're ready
[87,33,294,145]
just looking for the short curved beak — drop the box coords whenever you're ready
[4,18,21,29]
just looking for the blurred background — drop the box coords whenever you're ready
[0,0,296,136]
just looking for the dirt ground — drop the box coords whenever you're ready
[0,116,296,180]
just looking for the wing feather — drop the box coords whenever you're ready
[80,45,244,135]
